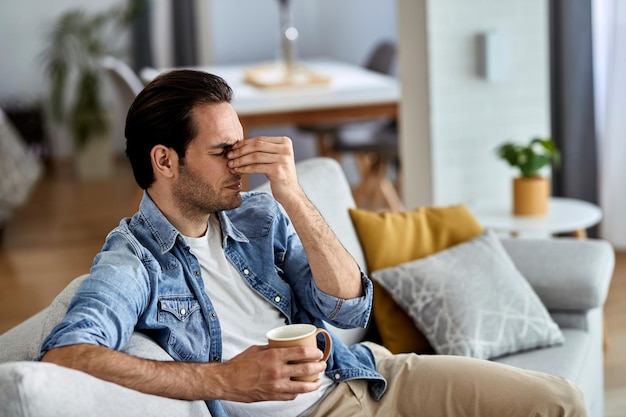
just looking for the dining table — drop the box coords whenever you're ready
[141,58,401,188]
[143,58,400,133]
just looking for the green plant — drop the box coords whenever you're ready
[496,137,561,178]
[40,2,144,149]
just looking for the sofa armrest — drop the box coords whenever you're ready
[0,275,88,364]
[0,333,211,417]
[500,237,614,311]
[0,361,211,417]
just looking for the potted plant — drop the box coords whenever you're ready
[40,2,143,179]
[495,137,561,216]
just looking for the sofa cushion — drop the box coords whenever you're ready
[500,237,614,311]
[0,308,51,363]
[349,205,484,353]
[371,230,564,359]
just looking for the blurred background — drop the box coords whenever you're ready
[0,0,624,414]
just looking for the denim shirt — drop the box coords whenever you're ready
[40,191,386,416]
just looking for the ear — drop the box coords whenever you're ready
[150,145,178,180]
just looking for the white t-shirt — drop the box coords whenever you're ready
[184,215,334,417]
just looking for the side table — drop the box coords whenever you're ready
[471,197,603,239]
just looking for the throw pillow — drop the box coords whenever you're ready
[371,230,565,359]
[349,205,484,354]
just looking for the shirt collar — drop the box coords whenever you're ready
[138,191,249,254]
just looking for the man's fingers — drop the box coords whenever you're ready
[226,136,295,176]
[229,136,290,159]
[226,135,301,203]
[269,346,327,382]
[230,137,292,156]
[221,344,325,402]
[277,345,325,363]
[227,149,282,169]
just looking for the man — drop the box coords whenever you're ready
[40,70,586,417]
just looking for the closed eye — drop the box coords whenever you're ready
[213,144,233,157]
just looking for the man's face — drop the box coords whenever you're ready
[172,102,244,216]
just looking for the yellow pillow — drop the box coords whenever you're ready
[349,205,484,354]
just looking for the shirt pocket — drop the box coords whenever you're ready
[158,296,206,361]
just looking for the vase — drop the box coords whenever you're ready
[73,111,114,181]
[512,176,550,216]
[277,0,298,79]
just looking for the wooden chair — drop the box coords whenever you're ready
[100,56,144,102]
[332,120,403,212]
[299,41,403,212]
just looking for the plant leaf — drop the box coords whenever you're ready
[496,137,560,176]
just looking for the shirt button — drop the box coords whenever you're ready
[213,356,220,362]
[334,373,341,380]
[210,312,217,319]
[243,269,250,275]
[194,271,200,276]
[180,308,186,315]
[274,296,281,303]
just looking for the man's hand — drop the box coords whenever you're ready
[227,136,302,204]
[215,344,327,402]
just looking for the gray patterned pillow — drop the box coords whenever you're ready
[371,229,564,359]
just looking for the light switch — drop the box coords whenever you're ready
[480,31,509,83]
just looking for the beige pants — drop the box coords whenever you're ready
[309,342,587,417]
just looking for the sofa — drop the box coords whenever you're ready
[0,157,614,417]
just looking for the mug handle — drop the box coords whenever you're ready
[314,328,333,361]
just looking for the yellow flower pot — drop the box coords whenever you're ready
[512,176,550,216]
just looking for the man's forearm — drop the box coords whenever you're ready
[40,343,326,403]
[279,189,363,300]
[41,344,218,401]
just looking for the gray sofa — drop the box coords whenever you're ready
[0,157,614,417]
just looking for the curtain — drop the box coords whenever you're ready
[549,0,599,233]
[131,0,197,69]
[172,0,197,66]
[593,0,626,249]
[131,0,154,71]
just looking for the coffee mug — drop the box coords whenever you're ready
[266,323,333,382]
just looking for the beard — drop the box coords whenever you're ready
[173,162,243,218]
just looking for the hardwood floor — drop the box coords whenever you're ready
[1,158,625,415]
[0,159,139,332]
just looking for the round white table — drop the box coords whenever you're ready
[471,197,603,238]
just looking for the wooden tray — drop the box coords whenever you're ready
[243,62,331,89]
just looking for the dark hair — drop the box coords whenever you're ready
[125,70,233,189]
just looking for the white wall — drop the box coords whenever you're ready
[0,0,125,99]
[398,0,550,210]
[204,0,396,67]
[0,0,128,156]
